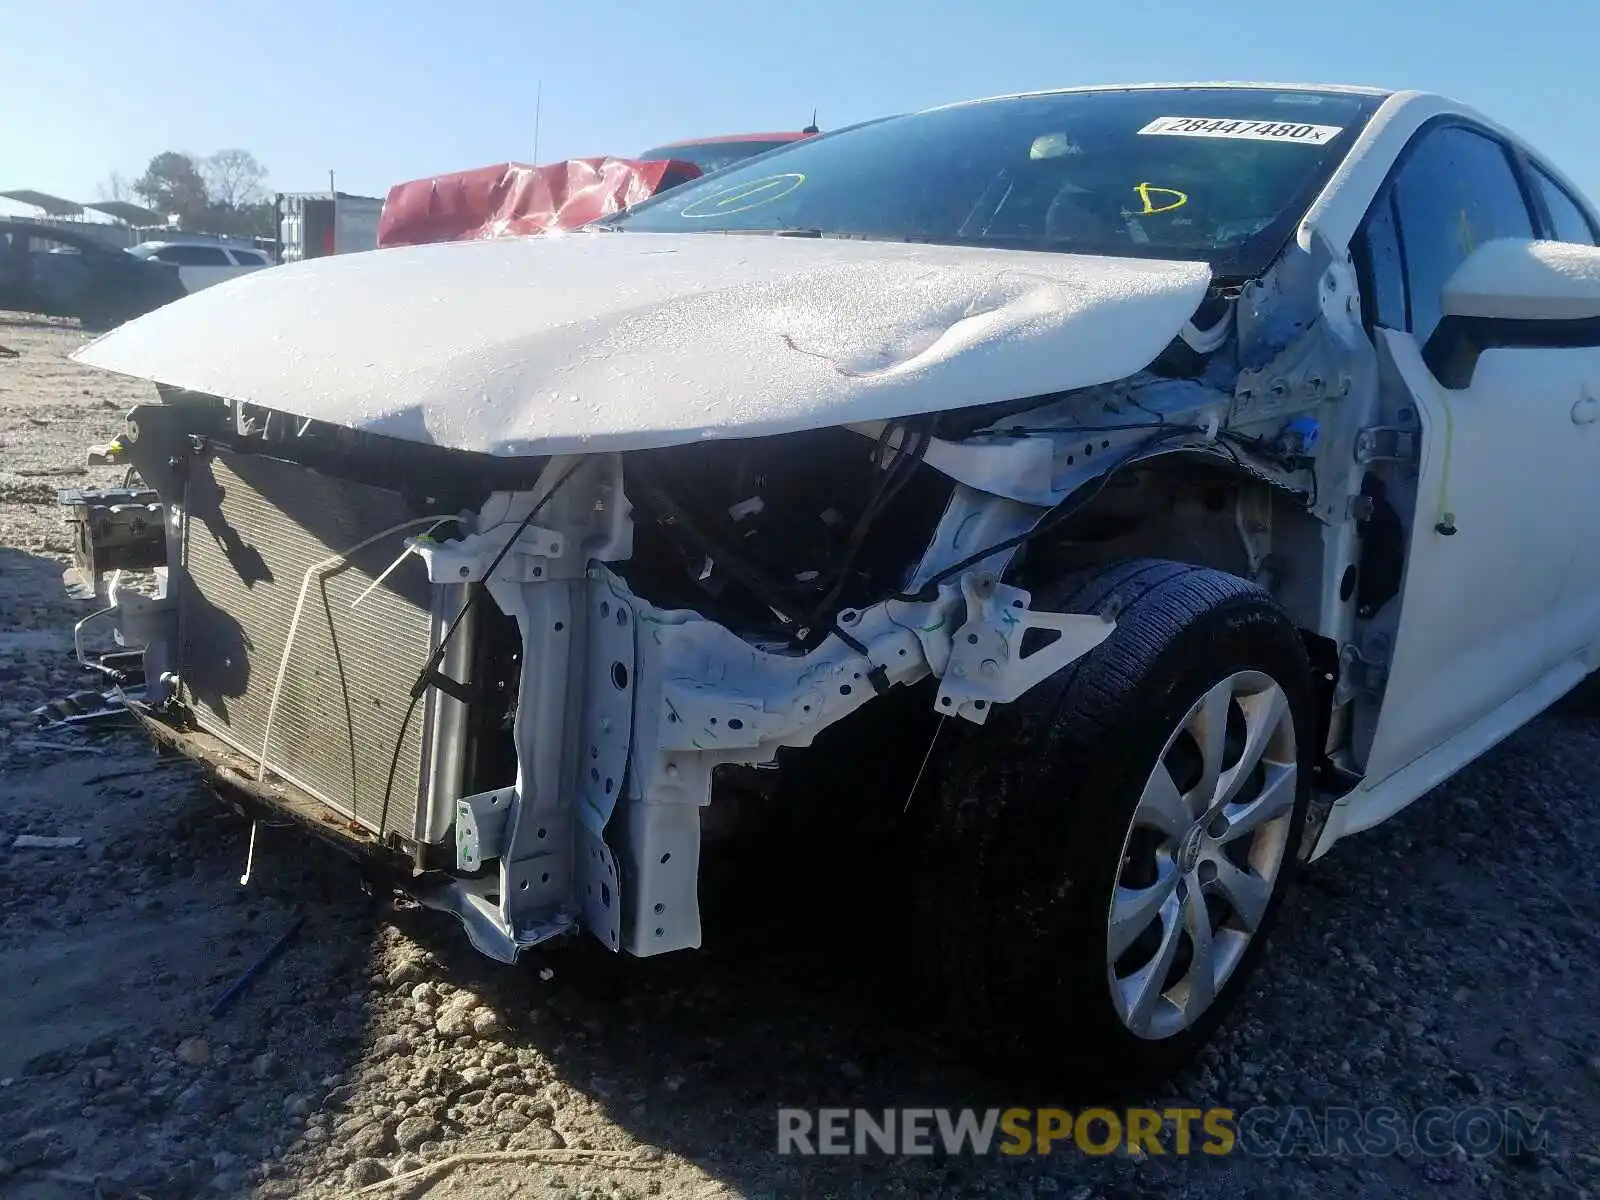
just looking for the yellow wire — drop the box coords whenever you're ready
[1433,388,1456,530]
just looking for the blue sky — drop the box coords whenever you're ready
[3,0,1598,208]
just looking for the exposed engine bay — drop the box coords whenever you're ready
[55,224,1423,966]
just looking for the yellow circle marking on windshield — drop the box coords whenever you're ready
[680,173,806,218]
[1133,182,1189,215]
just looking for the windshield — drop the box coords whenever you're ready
[607,88,1381,278]
[637,139,803,176]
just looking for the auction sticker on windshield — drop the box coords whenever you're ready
[1137,117,1344,145]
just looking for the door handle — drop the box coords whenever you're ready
[1573,394,1600,425]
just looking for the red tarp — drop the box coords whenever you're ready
[377,157,702,248]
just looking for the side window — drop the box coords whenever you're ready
[230,250,268,266]
[1354,191,1408,330]
[157,245,233,266]
[1530,166,1598,245]
[1389,125,1535,342]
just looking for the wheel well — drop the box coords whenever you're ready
[1008,453,1328,625]
[1008,453,1359,791]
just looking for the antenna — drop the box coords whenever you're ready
[533,81,543,164]
[802,108,820,135]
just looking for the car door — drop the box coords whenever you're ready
[0,228,34,312]
[151,244,237,292]
[1354,122,1600,788]
[28,234,95,315]
[1520,161,1600,661]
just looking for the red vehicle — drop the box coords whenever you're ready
[377,128,821,250]
[633,129,818,175]
[377,157,702,249]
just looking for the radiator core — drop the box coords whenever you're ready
[178,449,439,839]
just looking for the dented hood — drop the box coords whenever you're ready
[73,231,1212,456]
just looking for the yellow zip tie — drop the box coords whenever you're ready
[1432,392,1457,535]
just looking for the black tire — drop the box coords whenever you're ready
[914,557,1315,1094]
[76,306,126,333]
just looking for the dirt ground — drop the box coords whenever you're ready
[0,314,1597,1200]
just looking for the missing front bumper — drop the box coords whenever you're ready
[123,697,583,956]
[126,699,415,869]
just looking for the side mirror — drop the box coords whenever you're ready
[1441,237,1600,322]
[1426,238,1600,387]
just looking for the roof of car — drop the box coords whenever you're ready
[0,218,124,253]
[133,238,248,249]
[925,81,1398,112]
[647,132,814,148]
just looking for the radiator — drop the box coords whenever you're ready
[178,449,441,840]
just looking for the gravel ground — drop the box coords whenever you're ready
[0,314,1597,1200]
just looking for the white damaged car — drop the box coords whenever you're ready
[61,83,1600,1088]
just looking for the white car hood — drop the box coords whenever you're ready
[73,230,1212,457]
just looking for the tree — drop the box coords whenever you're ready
[202,149,268,208]
[133,152,210,225]
[125,148,275,237]
[94,171,131,203]
[204,199,277,239]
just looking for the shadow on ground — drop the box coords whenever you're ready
[2,634,1597,1199]
[0,312,81,335]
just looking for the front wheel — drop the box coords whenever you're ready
[916,558,1315,1093]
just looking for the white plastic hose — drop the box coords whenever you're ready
[348,517,457,610]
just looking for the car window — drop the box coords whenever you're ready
[637,140,802,175]
[154,245,234,266]
[1530,166,1597,245]
[608,88,1382,279]
[20,233,94,256]
[1355,192,1408,331]
[1388,125,1535,342]
[229,249,269,266]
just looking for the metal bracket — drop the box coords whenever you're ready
[412,524,564,585]
[1335,634,1391,704]
[1234,486,1273,583]
[414,874,575,965]
[454,787,514,871]
[576,824,622,952]
[579,580,636,827]
[617,802,703,955]
[86,439,127,466]
[934,573,1116,724]
[1230,317,1353,425]
[1353,426,1417,465]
